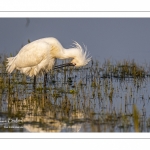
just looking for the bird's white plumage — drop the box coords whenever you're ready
[6,37,91,77]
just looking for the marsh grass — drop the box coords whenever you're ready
[0,55,150,132]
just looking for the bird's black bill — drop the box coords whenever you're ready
[54,63,75,69]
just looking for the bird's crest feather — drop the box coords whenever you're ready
[71,41,92,66]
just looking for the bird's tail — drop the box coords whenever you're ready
[6,57,16,73]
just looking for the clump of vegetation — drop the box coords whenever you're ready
[101,59,146,79]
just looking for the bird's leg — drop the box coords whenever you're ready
[33,76,36,90]
[44,73,48,98]
[44,73,47,88]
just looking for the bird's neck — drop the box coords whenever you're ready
[60,48,76,59]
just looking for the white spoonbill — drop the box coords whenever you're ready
[6,37,91,86]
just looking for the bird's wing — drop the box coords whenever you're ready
[15,41,52,68]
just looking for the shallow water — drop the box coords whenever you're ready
[0,60,150,132]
